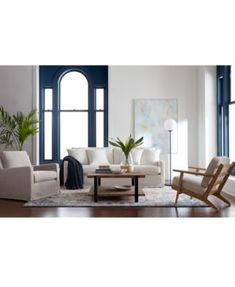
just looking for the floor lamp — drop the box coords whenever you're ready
[164,119,176,185]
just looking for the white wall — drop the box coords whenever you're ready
[0,66,37,162]
[197,67,206,167]
[109,66,199,179]
[197,66,217,167]
[205,66,217,164]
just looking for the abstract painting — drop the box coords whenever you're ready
[134,99,178,154]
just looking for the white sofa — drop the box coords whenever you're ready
[66,147,165,187]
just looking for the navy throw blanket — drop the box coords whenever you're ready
[60,156,84,189]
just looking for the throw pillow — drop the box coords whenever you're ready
[140,148,161,165]
[67,148,88,165]
[113,147,123,164]
[113,148,123,164]
[86,149,110,165]
[131,148,144,165]
[1,151,31,168]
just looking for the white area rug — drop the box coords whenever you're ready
[24,186,209,207]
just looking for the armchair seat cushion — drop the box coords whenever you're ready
[173,174,206,195]
[34,170,57,183]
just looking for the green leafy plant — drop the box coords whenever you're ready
[0,106,39,150]
[109,135,144,164]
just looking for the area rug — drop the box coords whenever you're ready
[24,187,209,207]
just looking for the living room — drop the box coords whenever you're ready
[0,65,234,216]
[1,2,235,287]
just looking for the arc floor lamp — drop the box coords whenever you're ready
[164,118,177,185]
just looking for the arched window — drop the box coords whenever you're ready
[60,71,89,158]
[39,66,108,163]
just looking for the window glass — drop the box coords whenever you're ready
[96,88,104,110]
[44,89,53,110]
[231,66,235,102]
[60,71,88,110]
[229,104,235,161]
[44,112,52,160]
[60,112,88,158]
[96,112,104,147]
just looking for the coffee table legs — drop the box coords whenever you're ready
[134,176,139,202]
[94,176,98,202]
[93,175,139,203]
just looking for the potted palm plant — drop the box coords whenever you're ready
[0,106,39,151]
[109,135,144,172]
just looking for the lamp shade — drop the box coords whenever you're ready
[164,119,176,131]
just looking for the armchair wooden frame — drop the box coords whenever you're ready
[172,162,235,210]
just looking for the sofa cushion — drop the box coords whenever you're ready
[67,148,88,165]
[82,164,100,175]
[173,174,205,195]
[113,148,144,165]
[1,151,31,168]
[87,147,113,164]
[140,148,161,165]
[113,148,123,164]
[86,149,110,165]
[131,148,144,165]
[34,170,57,183]
[133,165,161,175]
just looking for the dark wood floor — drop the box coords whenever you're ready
[0,192,235,217]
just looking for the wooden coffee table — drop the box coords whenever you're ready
[87,172,146,202]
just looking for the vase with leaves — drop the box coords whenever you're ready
[0,106,39,151]
[109,135,144,172]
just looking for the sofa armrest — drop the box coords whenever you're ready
[33,163,59,172]
[156,160,165,175]
[0,166,33,179]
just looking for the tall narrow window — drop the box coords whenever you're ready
[229,104,235,161]
[39,66,108,163]
[60,72,89,158]
[96,88,104,147]
[229,66,235,164]
[217,65,235,175]
[44,88,53,160]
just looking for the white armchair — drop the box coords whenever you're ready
[0,151,59,201]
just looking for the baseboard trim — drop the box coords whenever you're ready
[223,176,235,197]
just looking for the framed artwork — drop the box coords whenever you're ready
[134,99,178,154]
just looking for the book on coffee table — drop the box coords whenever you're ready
[95,168,112,173]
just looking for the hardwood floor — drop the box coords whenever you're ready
[0,192,235,217]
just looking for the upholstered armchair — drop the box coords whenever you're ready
[172,157,235,210]
[0,151,59,201]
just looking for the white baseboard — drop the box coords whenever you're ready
[223,176,235,197]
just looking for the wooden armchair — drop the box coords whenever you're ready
[172,157,235,210]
